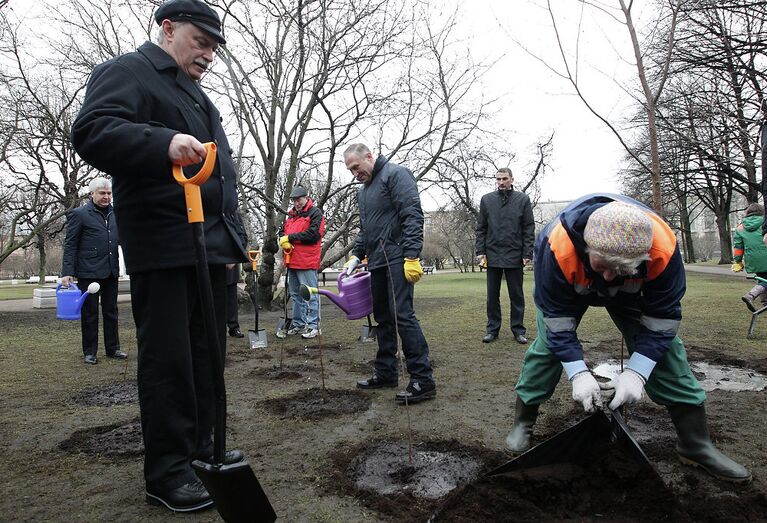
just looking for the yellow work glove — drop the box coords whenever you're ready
[731,261,744,272]
[404,257,423,283]
[279,235,293,251]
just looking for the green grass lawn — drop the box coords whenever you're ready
[0,284,40,300]
[414,270,765,357]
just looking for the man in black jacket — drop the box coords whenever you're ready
[61,177,125,365]
[343,143,436,404]
[475,168,535,345]
[72,0,247,513]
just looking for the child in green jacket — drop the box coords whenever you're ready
[732,203,767,311]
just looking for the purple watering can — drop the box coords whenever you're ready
[300,270,373,320]
[56,281,101,320]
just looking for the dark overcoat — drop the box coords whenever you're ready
[475,188,535,268]
[72,42,246,274]
[352,156,424,270]
[61,200,120,279]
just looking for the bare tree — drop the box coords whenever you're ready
[0,8,96,272]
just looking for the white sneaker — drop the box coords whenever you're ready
[286,326,306,336]
[301,328,321,339]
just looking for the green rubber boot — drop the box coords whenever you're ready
[504,396,540,454]
[667,404,751,483]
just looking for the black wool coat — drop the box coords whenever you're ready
[61,200,120,279]
[352,155,424,270]
[475,188,535,268]
[72,42,247,274]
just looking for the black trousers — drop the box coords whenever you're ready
[78,275,120,356]
[485,266,526,337]
[370,263,434,385]
[130,265,226,492]
[226,282,240,330]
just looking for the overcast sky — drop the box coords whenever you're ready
[8,0,642,205]
[453,0,648,203]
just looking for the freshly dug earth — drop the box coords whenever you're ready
[2,273,767,522]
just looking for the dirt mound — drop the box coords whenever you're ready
[58,418,143,458]
[431,445,685,522]
[71,380,138,407]
[250,364,317,380]
[326,439,508,522]
[260,387,371,420]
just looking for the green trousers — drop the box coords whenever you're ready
[515,307,706,406]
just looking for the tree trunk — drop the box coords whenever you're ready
[678,200,696,263]
[36,233,46,287]
[715,211,733,265]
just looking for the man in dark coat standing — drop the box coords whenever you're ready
[343,143,436,404]
[72,0,247,513]
[61,177,125,365]
[475,168,535,344]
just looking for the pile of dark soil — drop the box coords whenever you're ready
[260,387,371,420]
[431,443,687,522]
[58,418,143,458]
[250,363,317,380]
[71,380,138,406]
[326,439,509,522]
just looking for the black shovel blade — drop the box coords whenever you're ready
[248,329,268,349]
[192,458,277,522]
[488,412,610,476]
[358,325,377,342]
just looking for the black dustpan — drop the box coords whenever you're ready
[173,145,276,522]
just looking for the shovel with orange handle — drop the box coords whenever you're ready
[174,142,276,522]
[247,249,268,349]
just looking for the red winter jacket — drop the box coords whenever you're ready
[280,198,325,270]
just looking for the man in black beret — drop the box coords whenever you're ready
[72,0,249,513]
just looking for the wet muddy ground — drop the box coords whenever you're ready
[2,285,767,522]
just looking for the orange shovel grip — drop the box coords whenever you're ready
[172,142,217,223]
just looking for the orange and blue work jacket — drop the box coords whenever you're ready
[534,194,684,378]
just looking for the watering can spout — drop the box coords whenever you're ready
[300,284,348,312]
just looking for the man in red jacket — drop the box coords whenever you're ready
[279,186,325,338]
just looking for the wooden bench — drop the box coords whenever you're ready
[423,266,435,275]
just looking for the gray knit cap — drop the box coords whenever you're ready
[583,202,654,259]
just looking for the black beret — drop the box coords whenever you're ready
[289,186,308,199]
[155,0,226,44]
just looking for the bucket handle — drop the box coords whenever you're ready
[172,142,217,223]
[56,282,79,291]
[337,263,368,285]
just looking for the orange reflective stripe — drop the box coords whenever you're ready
[734,247,744,256]
[645,211,677,281]
[548,223,590,286]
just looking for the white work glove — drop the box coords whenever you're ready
[570,371,603,413]
[599,369,646,410]
[344,255,361,275]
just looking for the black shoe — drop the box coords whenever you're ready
[357,375,398,389]
[84,354,97,365]
[228,327,244,338]
[199,449,245,465]
[482,333,497,343]
[395,381,436,404]
[514,333,528,344]
[107,350,128,359]
[145,479,214,513]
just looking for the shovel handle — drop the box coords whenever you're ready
[172,142,217,223]
[248,249,261,271]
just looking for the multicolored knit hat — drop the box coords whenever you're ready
[583,202,654,259]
